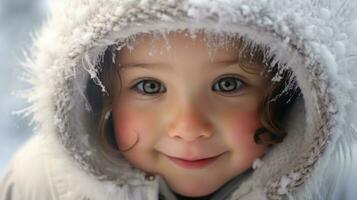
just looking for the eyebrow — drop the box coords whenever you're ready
[119,63,169,70]
[118,59,240,70]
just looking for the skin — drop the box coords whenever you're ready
[112,31,269,198]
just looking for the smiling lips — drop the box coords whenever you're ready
[166,153,223,169]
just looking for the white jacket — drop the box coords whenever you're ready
[1,0,357,199]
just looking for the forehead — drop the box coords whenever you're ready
[117,31,243,64]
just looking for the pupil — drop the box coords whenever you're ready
[145,81,158,93]
[221,79,235,91]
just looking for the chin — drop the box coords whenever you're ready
[168,179,222,197]
[176,190,215,198]
[180,191,207,197]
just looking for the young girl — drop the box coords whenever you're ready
[1,1,357,200]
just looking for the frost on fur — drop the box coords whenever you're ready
[80,29,298,100]
[253,158,264,170]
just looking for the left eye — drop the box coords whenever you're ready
[212,77,245,94]
[132,79,166,95]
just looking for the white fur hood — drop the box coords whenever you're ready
[2,0,357,200]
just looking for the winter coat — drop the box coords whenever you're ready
[1,0,357,199]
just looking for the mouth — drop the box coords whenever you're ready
[165,153,224,169]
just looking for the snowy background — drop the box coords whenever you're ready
[0,0,48,174]
[0,1,356,198]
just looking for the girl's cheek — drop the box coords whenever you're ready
[228,111,268,164]
[228,111,262,146]
[113,112,147,151]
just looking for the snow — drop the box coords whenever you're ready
[240,5,250,16]
[347,20,357,39]
[304,25,315,39]
[277,175,291,194]
[115,7,125,17]
[319,8,331,20]
[289,172,301,181]
[319,44,338,75]
[252,158,263,170]
[139,0,150,7]
[334,41,346,58]
[104,110,111,120]
[75,6,90,22]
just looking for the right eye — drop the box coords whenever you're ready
[131,79,166,95]
[212,76,245,95]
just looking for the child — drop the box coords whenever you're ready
[1,1,357,200]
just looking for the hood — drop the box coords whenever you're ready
[23,0,357,199]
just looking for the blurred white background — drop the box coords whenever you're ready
[0,0,48,174]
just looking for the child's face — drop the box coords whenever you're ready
[112,32,268,197]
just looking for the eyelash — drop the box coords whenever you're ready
[131,75,246,97]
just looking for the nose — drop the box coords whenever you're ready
[168,101,214,142]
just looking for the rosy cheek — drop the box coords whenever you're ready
[113,113,144,151]
[233,111,260,133]
[228,111,267,167]
[229,111,262,147]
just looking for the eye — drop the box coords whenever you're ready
[132,79,166,95]
[212,76,245,94]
